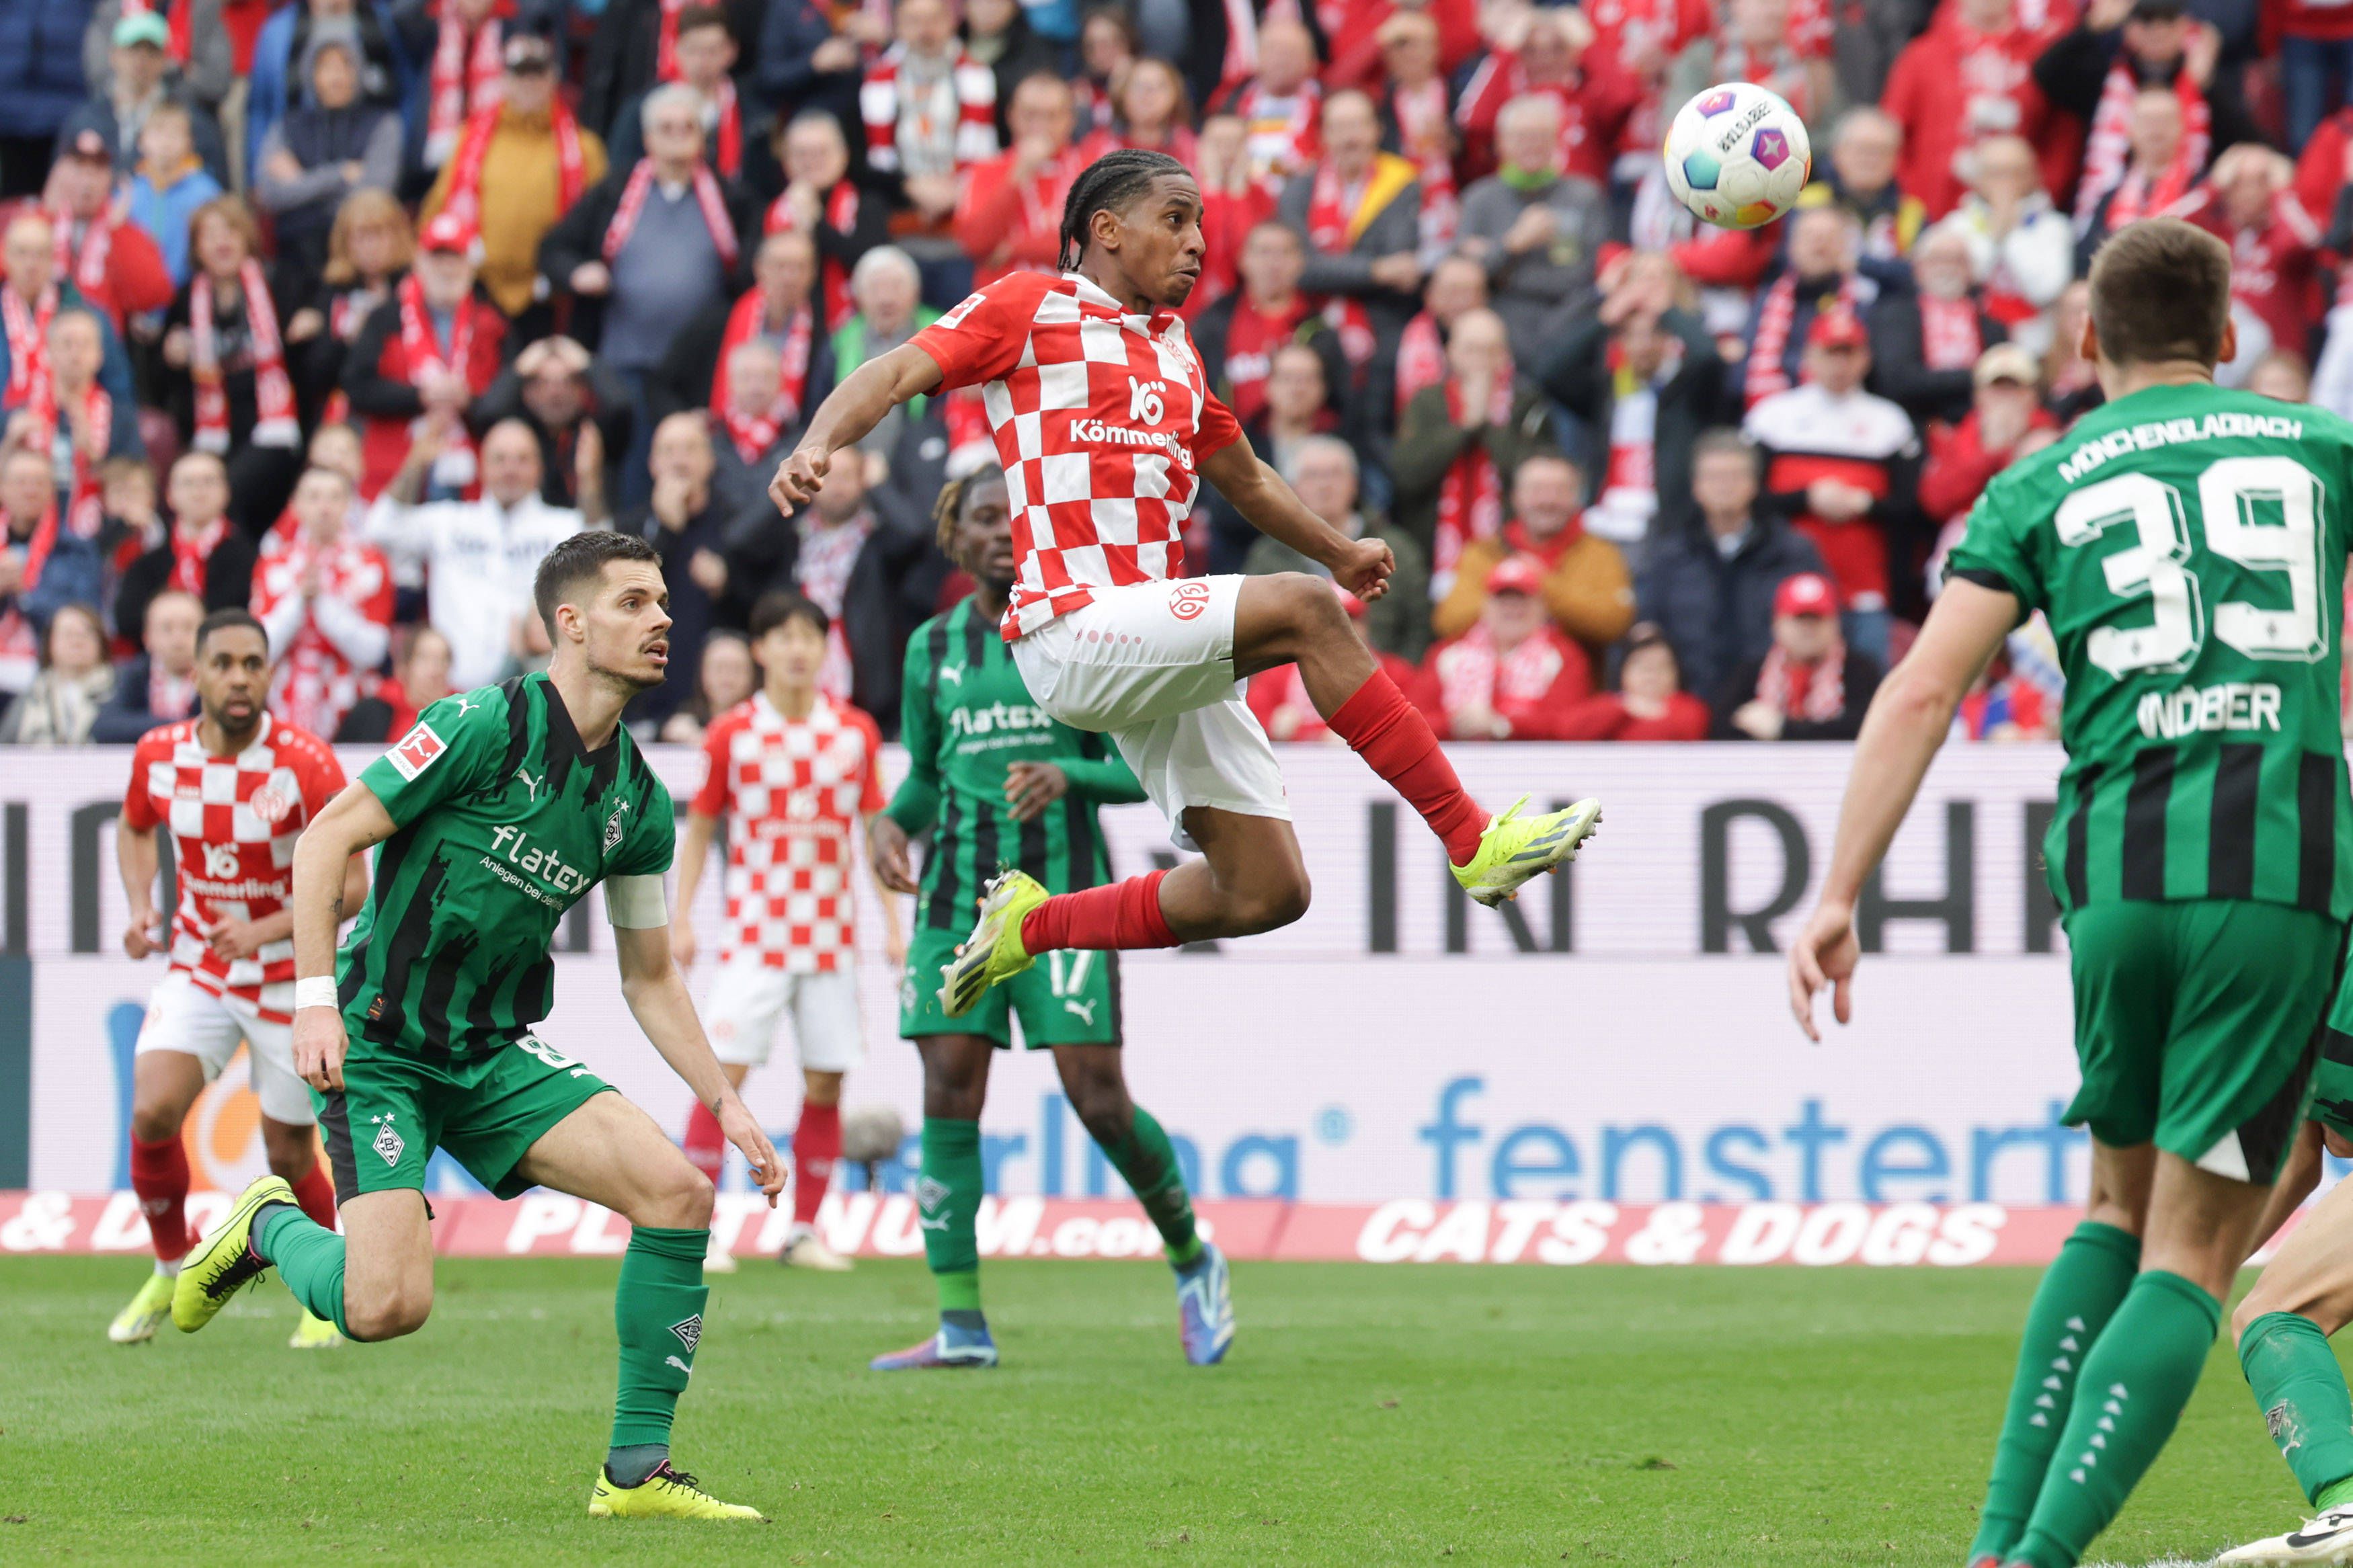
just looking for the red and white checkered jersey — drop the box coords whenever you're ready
[690,692,885,973]
[250,535,395,740]
[910,270,1244,639]
[120,714,348,1024]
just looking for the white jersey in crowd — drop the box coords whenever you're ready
[364,491,584,690]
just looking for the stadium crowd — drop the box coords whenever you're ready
[0,0,2337,751]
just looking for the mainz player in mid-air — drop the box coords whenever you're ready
[770,149,1602,1013]
[110,609,368,1348]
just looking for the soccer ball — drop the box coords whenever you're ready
[1662,83,1812,230]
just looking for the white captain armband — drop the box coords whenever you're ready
[605,874,670,929]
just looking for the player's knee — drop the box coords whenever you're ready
[1275,572,1350,642]
[128,1101,182,1145]
[1230,868,1312,934]
[633,1161,717,1230]
[346,1286,432,1342]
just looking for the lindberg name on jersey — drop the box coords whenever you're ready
[2058,411,2307,484]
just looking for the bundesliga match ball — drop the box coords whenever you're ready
[1663,82,1812,230]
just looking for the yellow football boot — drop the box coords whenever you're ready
[939,868,1048,1017]
[288,1307,342,1349]
[171,1174,291,1333]
[587,1462,764,1520]
[108,1270,176,1344]
[1451,796,1603,908]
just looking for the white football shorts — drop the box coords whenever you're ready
[134,969,313,1125]
[1010,575,1290,852]
[705,960,865,1072]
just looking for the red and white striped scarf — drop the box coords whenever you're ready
[795,515,870,700]
[23,372,110,532]
[604,159,739,270]
[709,288,813,423]
[254,534,390,737]
[1390,77,1458,251]
[1437,621,1568,713]
[191,259,299,453]
[1755,639,1847,723]
[764,180,861,329]
[718,398,791,462]
[397,272,479,454]
[1434,371,1513,583]
[1232,77,1322,179]
[2102,159,2198,232]
[2076,60,2208,224]
[1218,0,1259,93]
[861,47,999,175]
[426,0,508,161]
[167,516,228,595]
[1743,273,1860,407]
[1918,294,1983,371]
[1306,158,1408,369]
[442,97,588,223]
[50,206,113,297]
[655,0,686,79]
[1,284,54,407]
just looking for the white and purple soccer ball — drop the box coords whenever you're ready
[1662,82,1812,231]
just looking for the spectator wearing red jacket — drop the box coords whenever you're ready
[1558,622,1711,740]
[39,129,172,331]
[1421,552,1595,740]
[1187,114,1279,319]
[2294,104,2353,233]
[342,210,508,499]
[953,73,1082,291]
[1453,5,1640,185]
[1247,587,1426,743]
[1919,343,2057,530]
[2173,145,2321,375]
[1882,0,2061,218]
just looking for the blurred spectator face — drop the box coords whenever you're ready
[402,626,454,704]
[47,604,104,675]
[52,149,112,217]
[1519,11,1584,79]
[783,117,851,188]
[167,454,230,525]
[652,413,716,487]
[1620,637,1681,704]
[1445,308,1509,384]
[1482,581,1545,647]
[1119,59,1184,132]
[2124,8,2191,67]
[1257,20,1316,93]
[1378,13,1441,83]
[115,38,168,98]
[1323,92,1380,173]
[674,20,735,91]
[1289,442,1358,526]
[1691,445,1758,529]
[479,423,544,507]
[1264,343,1328,425]
[1081,11,1135,77]
[292,468,352,542]
[192,210,249,278]
[1732,0,1790,52]
[2220,149,2280,226]
[1238,223,1305,303]
[311,40,360,110]
[137,110,194,173]
[1831,111,1899,199]
[46,313,101,391]
[1009,76,1077,148]
[1617,308,1670,378]
[1773,605,1839,662]
[1789,208,1857,278]
[854,255,918,336]
[146,591,202,673]
[344,206,405,279]
[699,634,755,712]
[413,246,475,310]
[1510,456,1581,540]
[897,0,955,56]
[308,423,363,484]
[0,450,50,522]
[645,97,707,167]
[1424,255,1488,323]
[1975,364,2038,430]
[1197,114,1246,172]
[503,51,555,116]
[813,444,869,522]
[756,233,816,313]
[521,358,587,425]
[3,218,52,299]
[726,340,783,414]
[757,613,827,690]
[1497,95,1564,176]
[2249,352,2313,402]
[2127,89,2182,170]
[1912,229,1973,300]
[1803,335,1868,395]
[1971,136,2039,206]
[102,459,154,523]
[1960,0,2014,30]
[967,0,1017,34]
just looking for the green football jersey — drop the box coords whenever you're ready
[1947,382,2353,917]
[887,597,1146,933]
[337,672,677,1058]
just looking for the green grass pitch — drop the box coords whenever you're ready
[0,1257,2315,1565]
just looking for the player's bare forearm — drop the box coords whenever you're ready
[292,784,397,981]
[793,345,942,465]
[1200,437,1359,568]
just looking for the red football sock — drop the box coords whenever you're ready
[1020,868,1177,953]
[129,1134,190,1262]
[792,1102,841,1227]
[288,1157,337,1229]
[682,1102,726,1186]
[1326,671,1487,864]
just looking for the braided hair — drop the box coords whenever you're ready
[931,466,1009,554]
[1057,149,1191,272]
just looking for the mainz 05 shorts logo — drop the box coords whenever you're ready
[1169,581,1212,622]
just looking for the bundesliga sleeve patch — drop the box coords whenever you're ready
[385,720,447,782]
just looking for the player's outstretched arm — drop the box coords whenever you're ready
[1199,435,1395,601]
[1786,579,2018,1041]
[768,343,945,515]
[289,782,401,1089]
[612,923,786,1205]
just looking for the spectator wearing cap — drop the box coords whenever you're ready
[762,110,889,335]
[473,333,627,513]
[1880,0,2061,221]
[1741,206,1878,411]
[1419,552,1595,741]
[1392,308,1556,600]
[2176,145,2321,384]
[1250,584,1428,743]
[80,1,238,118]
[603,7,747,181]
[58,9,230,186]
[1943,135,2074,354]
[1279,89,1423,413]
[1536,250,1721,570]
[1869,222,2009,428]
[1795,109,1925,263]
[126,101,226,289]
[91,585,202,741]
[1712,570,1883,741]
[954,73,1086,292]
[1434,451,1634,659]
[1556,624,1712,741]
[539,82,755,501]
[1637,430,1830,704]
[1244,435,1431,661]
[651,230,833,453]
[859,0,1000,303]
[1921,343,2056,554]
[245,0,403,191]
[344,209,509,499]
[38,129,175,333]
[1743,308,1919,662]
[1454,95,1609,347]
[158,199,305,530]
[2035,0,2256,222]
[420,29,605,325]
[255,31,403,277]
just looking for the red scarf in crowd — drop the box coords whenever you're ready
[764,181,861,329]
[1394,311,1445,417]
[1231,77,1323,177]
[2077,61,2208,223]
[1,284,54,407]
[1218,294,1308,425]
[1389,77,1458,250]
[2102,159,2198,231]
[708,289,813,426]
[1743,273,1860,407]
[427,0,508,158]
[1918,294,1983,371]
[23,372,111,532]
[1305,156,1413,368]
[1433,371,1513,582]
[167,516,229,595]
[1218,0,1259,93]
[443,96,588,222]
[397,272,480,471]
[717,399,791,462]
[604,159,739,269]
[190,259,299,454]
[50,207,112,297]
[1435,622,1572,714]
[1755,639,1847,723]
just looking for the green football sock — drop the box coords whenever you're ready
[1094,1105,1201,1266]
[2242,1311,2353,1508]
[2010,1270,2222,1568]
[610,1225,709,1452]
[2319,1475,2353,1513]
[253,1202,352,1337]
[1968,1221,2141,1564]
[920,1118,984,1317]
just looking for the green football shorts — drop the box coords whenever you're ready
[317,1032,614,1202]
[2301,962,2353,1141]
[2063,899,2343,1184]
[899,925,1121,1049]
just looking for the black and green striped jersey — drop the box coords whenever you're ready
[887,596,1146,933]
[337,673,676,1057]
[1946,382,2353,918]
